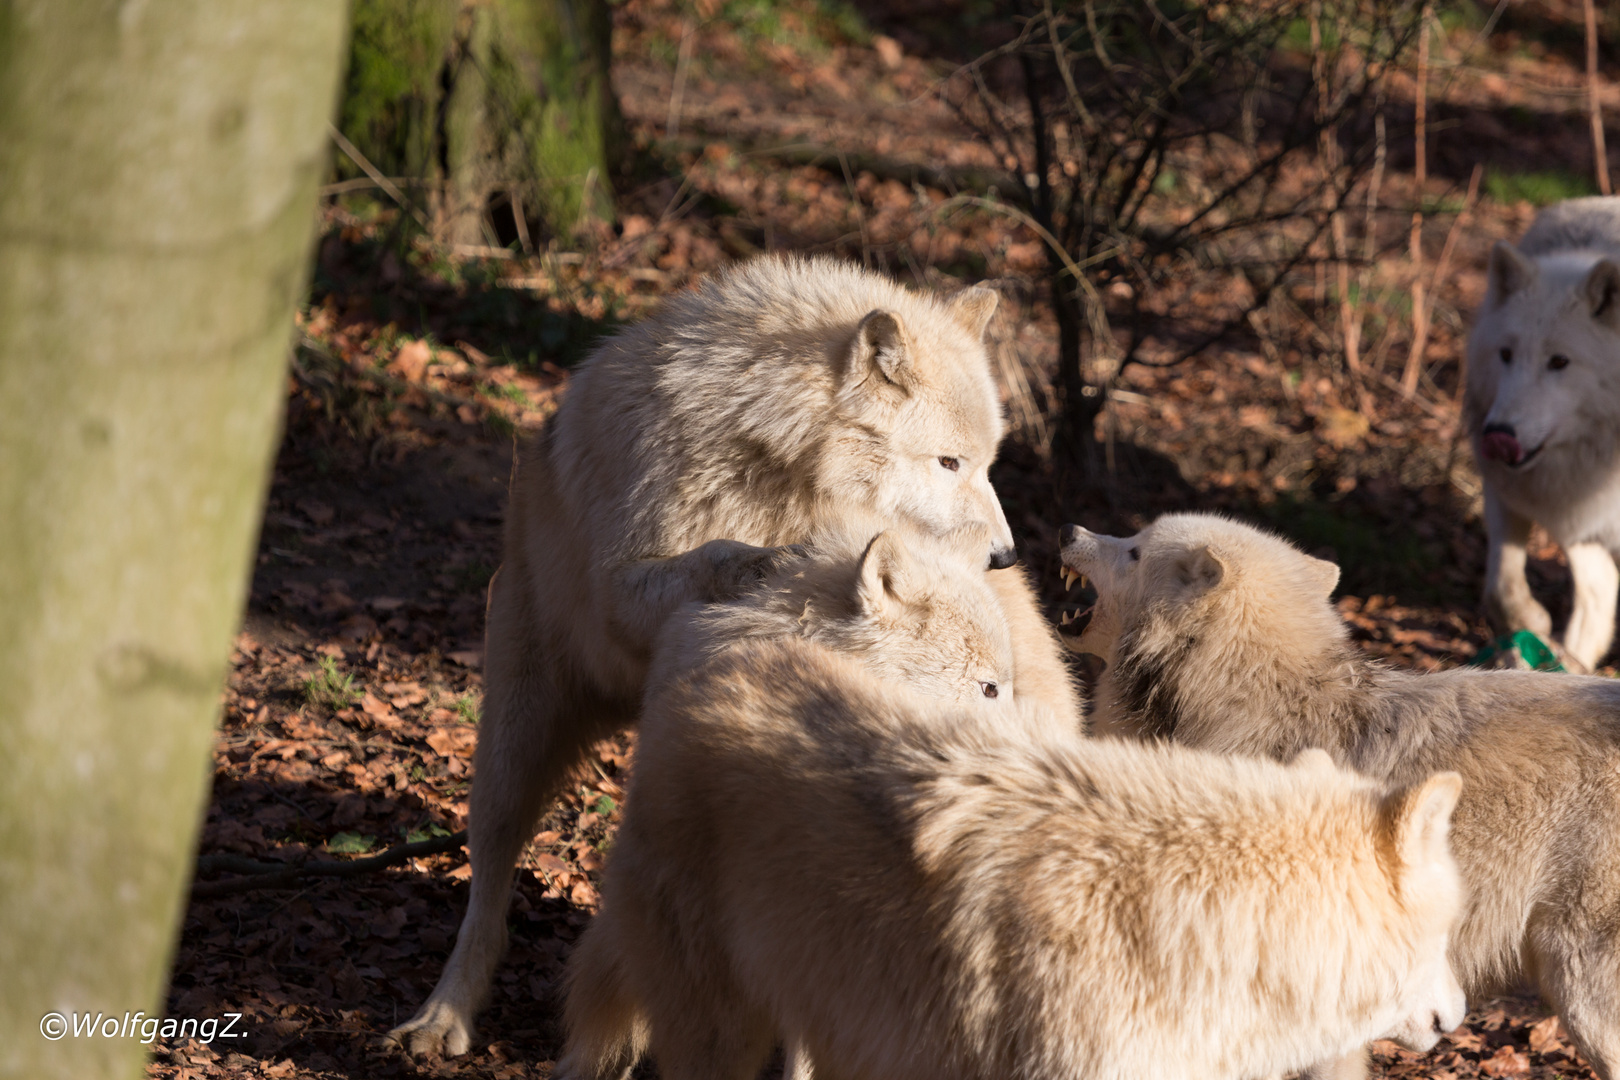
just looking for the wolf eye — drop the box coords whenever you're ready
[1128,547,1140,561]
[1549,354,1570,370]
[1500,348,1513,364]
[980,681,999,698]
[938,456,960,472]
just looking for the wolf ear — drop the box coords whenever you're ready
[1175,545,1224,591]
[1487,242,1536,307]
[857,532,918,614]
[1381,771,1462,870]
[1304,555,1340,598]
[852,310,915,392]
[948,286,999,339]
[1584,259,1620,329]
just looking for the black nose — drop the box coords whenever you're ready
[1483,421,1516,438]
[1060,524,1080,546]
[988,546,1018,570]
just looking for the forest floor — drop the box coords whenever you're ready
[152,2,1615,1078]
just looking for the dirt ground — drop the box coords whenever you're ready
[152,3,1615,1078]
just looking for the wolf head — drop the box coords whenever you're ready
[1466,240,1620,473]
[822,283,1017,567]
[1056,513,1346,742]
[1370,768,1469,1054]
[679,516,1015,709]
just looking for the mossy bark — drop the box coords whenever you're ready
[0,5,348,1079]
[338,0,620,239]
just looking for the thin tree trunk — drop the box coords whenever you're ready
[1403,2,1432,396]
[0,6,348,1079]
[1586,0,1612,196]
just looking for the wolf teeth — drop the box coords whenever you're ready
[1062,568,1079,591]
[1060,610,1075,625]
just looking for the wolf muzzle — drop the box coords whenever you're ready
[989,546,1018,570]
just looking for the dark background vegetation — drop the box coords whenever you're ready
[156,2,1617,1077]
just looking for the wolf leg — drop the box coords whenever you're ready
[1562,542,1618,672]
[1483,489,1552,637]
[1529,907,1620,1080]
[649,1014,776,1080]
[391,574,633,1058]
[555,911,649,1080]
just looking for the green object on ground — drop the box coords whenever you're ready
[1470,630,1566,673]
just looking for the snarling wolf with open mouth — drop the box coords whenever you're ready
[559,516,1465,1080]
[1060,511,1620,1080]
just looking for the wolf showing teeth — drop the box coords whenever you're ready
[560,520,1467,1080]
[1466,196,1620,672]
[1060,511,1620,1080]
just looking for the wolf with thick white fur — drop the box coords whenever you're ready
[1467,195,1620,671]
[391,256,1079,1056]
[561,516,1070,1080]
[559,625,1466,1080]
[1060,511,1620,1080]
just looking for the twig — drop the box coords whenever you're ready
[1402,3,1432,396]
[327,123,430,230]
[1586,0,1612,195]
[320,176,420,197]
[191,830,468,898]
[511,188,533,254]
[837,150,872,267]
[667,18,695,139]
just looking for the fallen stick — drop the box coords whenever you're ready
[191,830,469,898]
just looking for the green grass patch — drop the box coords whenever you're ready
[326,831,376,855]
[1485,168,1596,207]
[305,655,361,710]
[453,692,481,723]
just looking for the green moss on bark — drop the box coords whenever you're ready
[335,0,620,238]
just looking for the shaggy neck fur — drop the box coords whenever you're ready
[1101,589,1391,766]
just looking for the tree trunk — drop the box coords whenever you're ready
[0,6,347,1079]
[338,0,621,241]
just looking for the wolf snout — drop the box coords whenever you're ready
[989,546,1019,570]
[1480,423,1523,465]
[1060,523,1082,547]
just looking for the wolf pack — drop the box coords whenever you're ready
[382,197,1620,1080]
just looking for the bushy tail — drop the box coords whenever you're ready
[555,915,649,1080]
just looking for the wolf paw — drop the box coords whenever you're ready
[386,1001,474,1059]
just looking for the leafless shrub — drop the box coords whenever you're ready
[946,0,1428,463]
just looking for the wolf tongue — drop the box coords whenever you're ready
[1481,431,1523,465]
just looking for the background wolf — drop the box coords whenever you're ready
[1466,195,1620,672]
[391,256,1080,1056]
[1061,512,1620,1080]
[562,626,1465,1080]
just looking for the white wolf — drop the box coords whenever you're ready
[1467,195,1620,672]
[558,515,1074,1080]
[1060,511,1620,1080]
[391,256,1079,1056]
[559,620,1466,1080]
